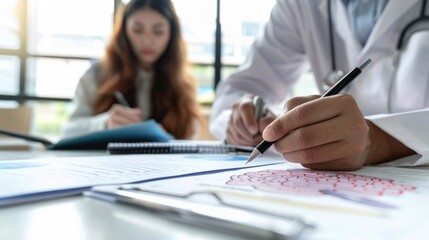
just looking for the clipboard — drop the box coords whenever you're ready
[84,187,313,239]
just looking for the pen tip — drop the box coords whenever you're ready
[245,149,261,165]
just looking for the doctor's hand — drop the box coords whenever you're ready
[262,94,414,171]
[106,104,142,129]
[226,95,276,146]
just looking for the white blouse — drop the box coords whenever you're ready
[63,64,154,138]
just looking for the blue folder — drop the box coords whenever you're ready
[48,120,172,150]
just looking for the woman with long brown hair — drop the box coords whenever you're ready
[64,0,202,139]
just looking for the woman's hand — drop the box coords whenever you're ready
[226,95,276,146]
[106,104,142,129]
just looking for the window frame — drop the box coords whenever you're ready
[0,0,224,104]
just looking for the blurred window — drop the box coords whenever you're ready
[0,0,20,49]
[0,55,20,95]
[221,0,275,65]
[27,0,114,57]
[26,58,92,98]
[1,0,318,139]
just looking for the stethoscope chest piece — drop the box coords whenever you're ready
[323,70,344,91]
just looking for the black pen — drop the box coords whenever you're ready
[246,59,372,164]
[114,91,130,107]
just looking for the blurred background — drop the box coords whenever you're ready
[0,0,317,140]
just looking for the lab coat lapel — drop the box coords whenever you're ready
[317,0,328,22]
[317,0,357,43]
[322,0,362,67]
[360,0,419,57]
[333,0,361,50]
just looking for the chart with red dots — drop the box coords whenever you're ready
[127,162,429,240]
[226,169,417,197]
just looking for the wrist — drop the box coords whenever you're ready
[365,120,415,165]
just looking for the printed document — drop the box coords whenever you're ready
[117,162,429,240]
[0,153,283,206]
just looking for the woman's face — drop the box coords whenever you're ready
[126,8,171,69]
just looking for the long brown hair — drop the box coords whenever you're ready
[93,0,202,139]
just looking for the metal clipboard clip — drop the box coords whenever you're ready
[85,187,313,239]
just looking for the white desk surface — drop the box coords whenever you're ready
[5,148,427,239]
[0,195,244,240]
[0,149,247,240]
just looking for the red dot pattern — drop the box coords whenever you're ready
[226,169,416,196]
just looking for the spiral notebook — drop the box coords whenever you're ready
[107,141,254,154]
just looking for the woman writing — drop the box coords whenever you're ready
[64,0,202,139]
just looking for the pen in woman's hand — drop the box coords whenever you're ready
[245,59,372,165]
[114,91,130,107]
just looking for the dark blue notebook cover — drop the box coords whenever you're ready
[48,120,172,150]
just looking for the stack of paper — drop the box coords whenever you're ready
[0,153,284,206]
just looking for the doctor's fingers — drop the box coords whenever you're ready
[231,102,259,136]
[233,97,259,135]
[281,140,366,170]
[227,113,260,146]
[226,130,259,146]
[285,95,320,112]
[226,124,259,146]
[273,116,348,153]
[263,94,359,142]
[257,111,276,133]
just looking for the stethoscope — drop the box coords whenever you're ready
[389,0,429,112]
[324,0,429,96]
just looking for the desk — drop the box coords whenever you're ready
[0,150,246,240]
[2,149,428,240]
[0,196,244,240]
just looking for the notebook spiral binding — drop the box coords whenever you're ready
[107,142,240,154]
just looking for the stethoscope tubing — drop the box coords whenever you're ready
[327,0,428,113]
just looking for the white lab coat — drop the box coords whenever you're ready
[210,0,429,166]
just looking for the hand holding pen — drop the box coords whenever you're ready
[106,91,142,129]
[226,95,276,146]
[247,59,373,171]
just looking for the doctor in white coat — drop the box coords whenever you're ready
[210,0,429,170]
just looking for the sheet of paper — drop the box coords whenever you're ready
[0,153,283,206]
[121,162,429,240]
